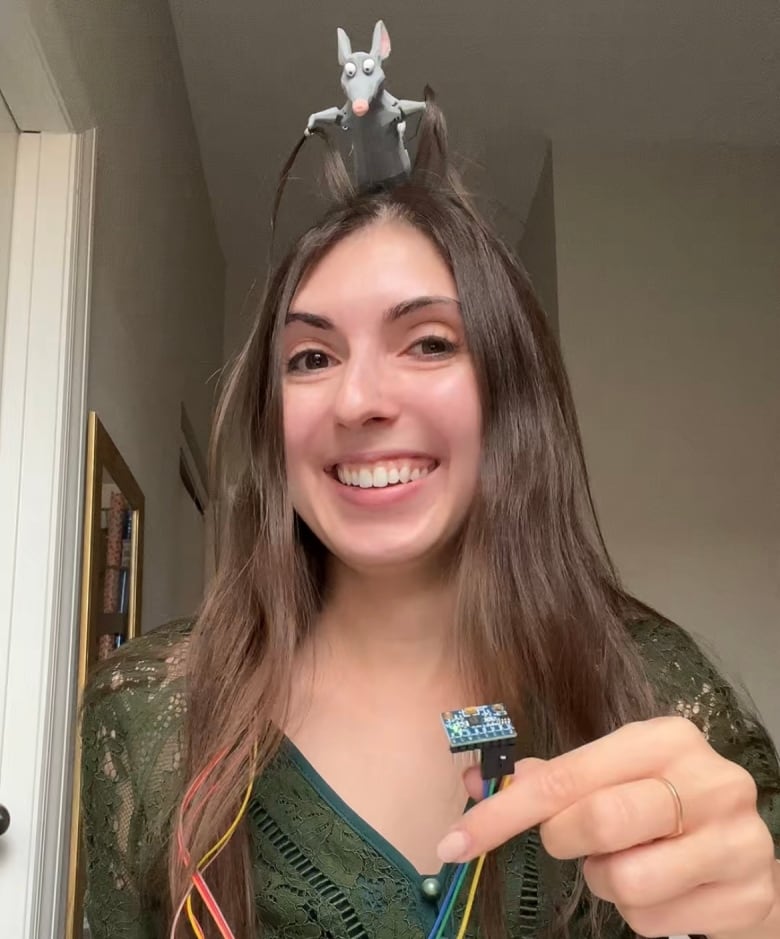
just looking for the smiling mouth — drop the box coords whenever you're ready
[328,458,439,489]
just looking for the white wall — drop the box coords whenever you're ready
[519,145,559,337]
[553,142,780,743]
[171,483,206,619]
[26,0,226,630]
[224,257,258,364]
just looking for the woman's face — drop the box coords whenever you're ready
[282,220,482,572]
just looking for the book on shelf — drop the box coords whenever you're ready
[99,490,130,660]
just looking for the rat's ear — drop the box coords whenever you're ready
[370,20,391,61]
[337,27,352,65]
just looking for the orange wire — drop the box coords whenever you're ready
[174,744,258,939]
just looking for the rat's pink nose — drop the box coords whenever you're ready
[352,99,369,117]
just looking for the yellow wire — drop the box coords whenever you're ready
[455,775,512,939]
[198,743,258,867]
[185,742,259,937]
[184,900,205,939]
[455,854,486,939]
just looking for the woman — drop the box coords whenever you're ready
[80,101,780,939]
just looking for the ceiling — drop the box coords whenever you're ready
[167,0,780,281]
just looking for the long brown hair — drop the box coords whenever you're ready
[172,95,666,938]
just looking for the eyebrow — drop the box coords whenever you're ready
[284,295,461,330]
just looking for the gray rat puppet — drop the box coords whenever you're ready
[305,20,426,189]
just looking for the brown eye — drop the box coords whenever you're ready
[287,349,332,373]
[410,336,457,357]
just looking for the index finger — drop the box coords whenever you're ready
[437,716,695,862]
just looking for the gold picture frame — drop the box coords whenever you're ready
[66,412,145,939]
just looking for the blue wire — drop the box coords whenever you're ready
[427,863,468,939]
[426,778,496,939]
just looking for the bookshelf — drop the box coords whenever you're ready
[66,412,145,939]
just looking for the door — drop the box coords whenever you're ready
[0,124,96,937]
[0,91,18,387]
[0,87,20,849]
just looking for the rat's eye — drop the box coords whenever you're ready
[344,62,357,78]
[362,58,375,74]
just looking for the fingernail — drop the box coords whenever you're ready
[437,830,471,863]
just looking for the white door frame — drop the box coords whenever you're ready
[0,128,96,939]
[0,4,95,937]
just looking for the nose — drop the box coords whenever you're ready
[332,357,399,429]
[352,98,369,117]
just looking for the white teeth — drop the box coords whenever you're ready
[332,460,435,488]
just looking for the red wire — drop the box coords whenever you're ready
[191,871,234,936]
[176,747,238,939]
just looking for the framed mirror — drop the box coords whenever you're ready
[66,412,145,939]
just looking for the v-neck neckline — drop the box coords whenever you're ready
[281,735,467,888]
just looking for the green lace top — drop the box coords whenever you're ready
[80,616,780,939]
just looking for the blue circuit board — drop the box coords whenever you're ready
[440,703,517,753]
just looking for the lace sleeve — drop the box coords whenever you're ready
[81,683,155,938]
[80,623,190,938]
[632,616,780,855]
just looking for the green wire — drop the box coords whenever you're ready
[431,863,470,939]
[429,777,498,939]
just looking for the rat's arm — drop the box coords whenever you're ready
[305,105,347,135]
[382,90,426,119]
